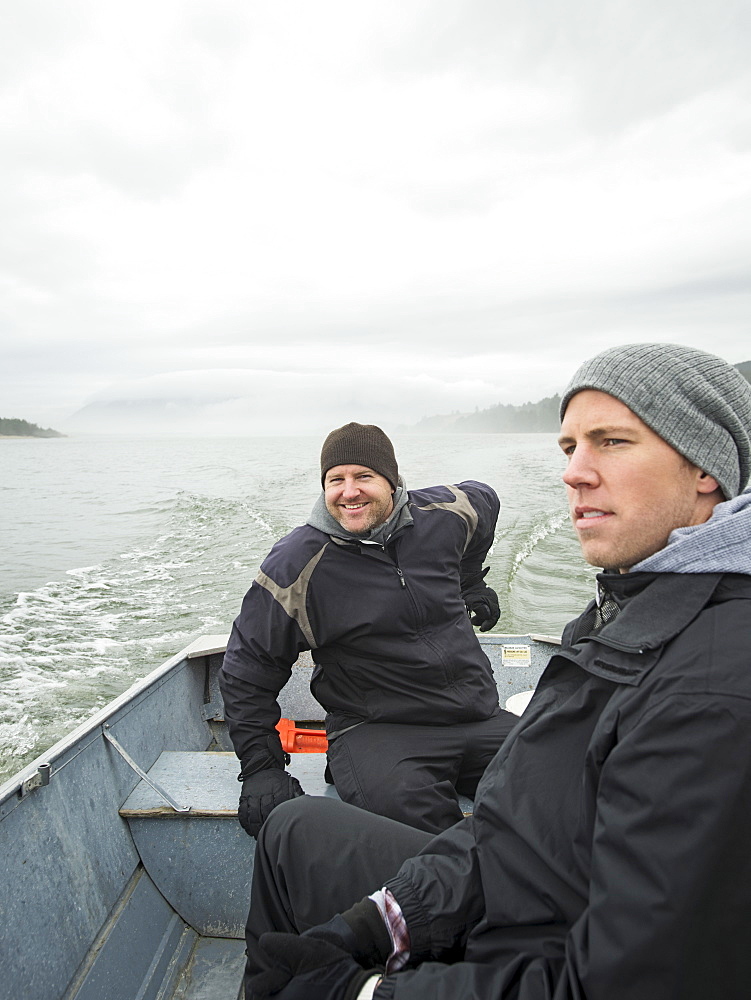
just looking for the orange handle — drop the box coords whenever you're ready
[276,718,328,753]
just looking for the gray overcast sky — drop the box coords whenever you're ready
[2,0,750,434]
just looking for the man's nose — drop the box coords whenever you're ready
[342,478,360,498]
[562,447,599,489]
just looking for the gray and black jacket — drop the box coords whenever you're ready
[220,481,501,770]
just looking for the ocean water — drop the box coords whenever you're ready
[0,433,597,782]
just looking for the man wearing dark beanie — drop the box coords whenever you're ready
[221,421,516,838]
[241,344,751,1000]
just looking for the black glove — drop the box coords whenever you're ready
[237,743,304,838]
[462,566,500,632]
[303,898,392,969]
[247,932,378,1000]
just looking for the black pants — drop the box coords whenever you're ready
[246,795,432,983]
[327,711,516,834]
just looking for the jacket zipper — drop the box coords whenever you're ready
[391,544,456,686]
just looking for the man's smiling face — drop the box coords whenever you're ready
[324,464,395,535]
[559,390,717,571]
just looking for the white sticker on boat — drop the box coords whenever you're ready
[501,644,531,666]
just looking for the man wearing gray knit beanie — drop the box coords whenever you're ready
[558,342,751,572]
[221,421,517,840]
[241,343,751,1000]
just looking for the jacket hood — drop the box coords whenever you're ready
[631,486,751,575]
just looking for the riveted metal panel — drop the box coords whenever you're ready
[0,653,212,1000]
[484,634,559,707]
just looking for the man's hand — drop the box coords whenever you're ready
[238,768,304,838]
[305,898,392,968]
[463,567,500,632]
[247,932,377,1000]
[467,589,500,631]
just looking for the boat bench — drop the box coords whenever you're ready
[119,749,474,941]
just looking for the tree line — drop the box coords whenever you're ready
[405,360,751,434]
[0,417,64,437]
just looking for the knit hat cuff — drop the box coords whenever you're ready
[560,343,751,499]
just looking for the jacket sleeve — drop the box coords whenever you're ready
[457,481,500,592]
[219,577,311,769]
[379,690,751,999]
[383,816,485,961]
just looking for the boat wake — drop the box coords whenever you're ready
[0,491,274,781]
[507,509,571,586]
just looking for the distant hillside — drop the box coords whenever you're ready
[0,417,65,438]
[406,394,561,433]
[403,360,751,433]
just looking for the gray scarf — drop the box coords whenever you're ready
[307,477,413,546]
[632,487,751,575]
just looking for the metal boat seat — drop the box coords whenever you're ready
[119,748,474,942]
[120,750,261,940]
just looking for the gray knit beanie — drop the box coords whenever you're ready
[320,422,398,489]
[560,343,751,500]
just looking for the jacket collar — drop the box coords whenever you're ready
[559,572,724,686]
[593,572,723,651]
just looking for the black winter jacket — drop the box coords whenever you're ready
[379,571,751,999]
[220,481,501,768]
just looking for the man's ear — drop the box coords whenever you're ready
[696,470,721,495]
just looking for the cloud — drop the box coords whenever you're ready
[63,366,519,436]
[1,1,750,429]
[388,0,751,132]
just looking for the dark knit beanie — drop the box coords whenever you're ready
[320,422,398,489]
[560,343,751,500]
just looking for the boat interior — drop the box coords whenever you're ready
[1,634,557,1000]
